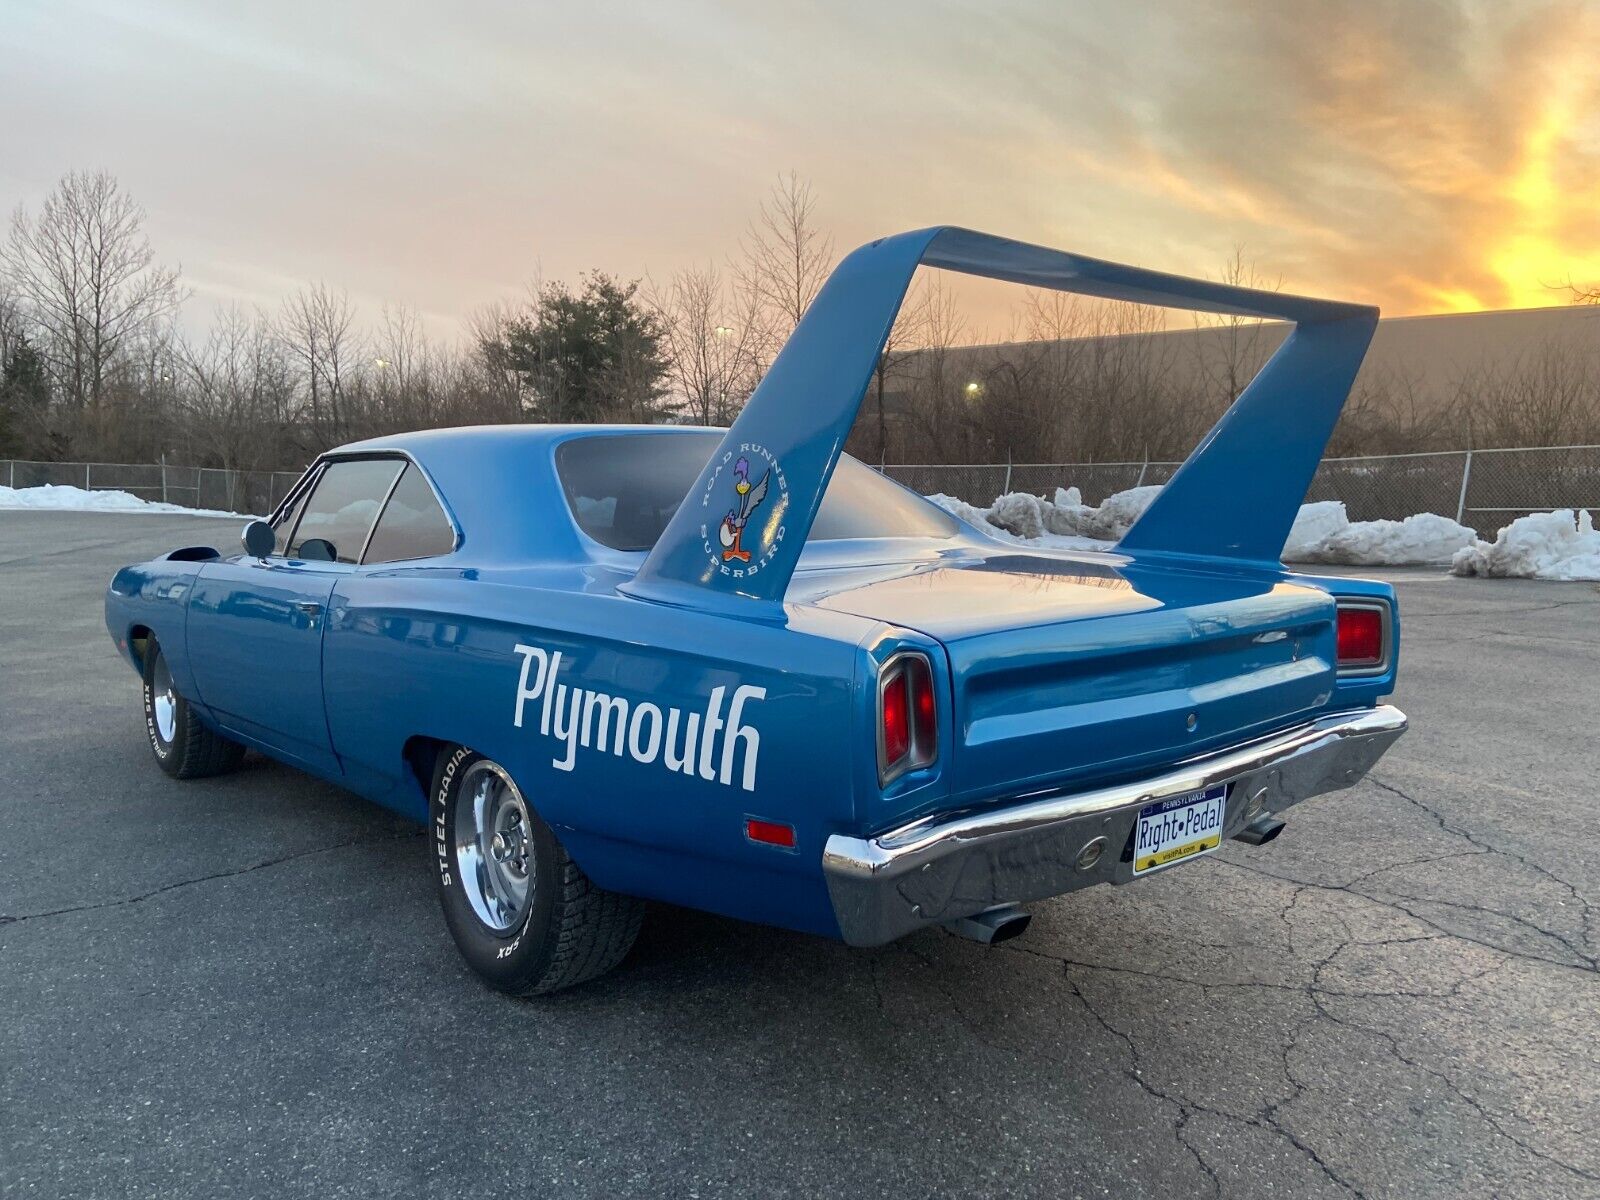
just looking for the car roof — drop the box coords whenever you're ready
[334,422,722,458]
[325,424,724,566]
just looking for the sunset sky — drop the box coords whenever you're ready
[3,0,1598,337]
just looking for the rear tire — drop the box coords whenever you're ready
[142,639,246,779]
[431,745,643,995]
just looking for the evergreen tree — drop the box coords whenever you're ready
[0,336,50,456]
[481,273,673,424]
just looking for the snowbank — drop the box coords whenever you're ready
[0,484,248,519]
[931,486,1477,566]
[927,493,1110,552]
[1451,509,1600,581]
[1284,502,1477,566]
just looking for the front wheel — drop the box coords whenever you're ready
[431,746,643,995]
[142,639,246,779]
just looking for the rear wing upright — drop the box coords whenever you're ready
[625,227,1377,618]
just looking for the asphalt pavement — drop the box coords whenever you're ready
[2,510,1597,1199]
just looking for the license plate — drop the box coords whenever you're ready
[1132,785,1228,875]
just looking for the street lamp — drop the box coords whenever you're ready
[965,381,983,397]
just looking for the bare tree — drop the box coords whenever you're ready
[1192,245,1281,406]
[465,297,534,421]
[175,306,296,472]
[276,283,363,448]
[1453,339,1600,448]
[0,277,26,366]
[736,172,835,352]
[860,273,945,462]
[649,264,764,427]
[897,276,973,461]
[374,303,426,396]
[1329,365,1451,456]
[2,170,184,418]
[951,291,1188,464]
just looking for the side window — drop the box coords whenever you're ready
[271,472,317,555]
[362,465,456,564]
[287,459,403,564]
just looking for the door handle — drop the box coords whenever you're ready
[294,601,323,617]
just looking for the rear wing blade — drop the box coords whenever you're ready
[625,227,1377,617]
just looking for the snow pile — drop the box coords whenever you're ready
[927,493,1005,532]
[946,484,1164,544]
[0,484,247,518]
[1046,485,1165,540]
[1284,501,1477,565]
[1282,502,1348,559]
[983,491,1053,540]
[927,492,1111,552]
[1451,509,1600,581]
[932,485,1477,565]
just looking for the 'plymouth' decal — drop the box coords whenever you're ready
[512,644,766,791]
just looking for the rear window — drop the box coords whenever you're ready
[554,433,956,552]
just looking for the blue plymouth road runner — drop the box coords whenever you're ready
[106,229,1405,994]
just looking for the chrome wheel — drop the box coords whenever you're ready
[151,654,178,745]
[453,760,535,933]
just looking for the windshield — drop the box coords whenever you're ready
[555,432,957,552]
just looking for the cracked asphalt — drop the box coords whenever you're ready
[3,511,1598,1199]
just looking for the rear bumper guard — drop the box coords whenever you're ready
[823,705,1407,947]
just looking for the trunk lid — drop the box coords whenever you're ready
[798,547,1338,804]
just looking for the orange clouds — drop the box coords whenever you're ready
[6,1,1595,326]
[1058,1,1600,314]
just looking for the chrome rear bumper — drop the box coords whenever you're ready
[823,705,1406,947]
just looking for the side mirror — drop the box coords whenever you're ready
[241,520,275,558]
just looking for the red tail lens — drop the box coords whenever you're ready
[1337,604,1386,668]
[910,657,935,731]
[882,669,910,765]
[878,652,938,784]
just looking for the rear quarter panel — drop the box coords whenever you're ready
[323,567,866,937]
[1286,571,1402,708]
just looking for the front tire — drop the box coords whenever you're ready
[142,640,246,779]
[431,745,643,995]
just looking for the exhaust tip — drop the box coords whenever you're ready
[987,910,1032,943]
[945,904,1032,945]
[1235,816,1286,846]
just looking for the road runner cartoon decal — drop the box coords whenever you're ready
[719,456,768,562]
[698,443,788,580]
[512,644,766,791]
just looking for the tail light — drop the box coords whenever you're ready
[878,651,937,784]
[1336,601,1390,673]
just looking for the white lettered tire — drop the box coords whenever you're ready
[431,745,644,995]
[142,639,246,780]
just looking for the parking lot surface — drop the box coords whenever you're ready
[2,511,1597,1198]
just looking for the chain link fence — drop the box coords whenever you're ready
[883,445,1600,538]
[1,460,303,517]
[5,448,1599,538]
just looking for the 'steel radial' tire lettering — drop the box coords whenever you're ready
[141,639,247,780]
[431,744,644,995]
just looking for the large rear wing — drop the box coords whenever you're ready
[625,226,1377,618]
